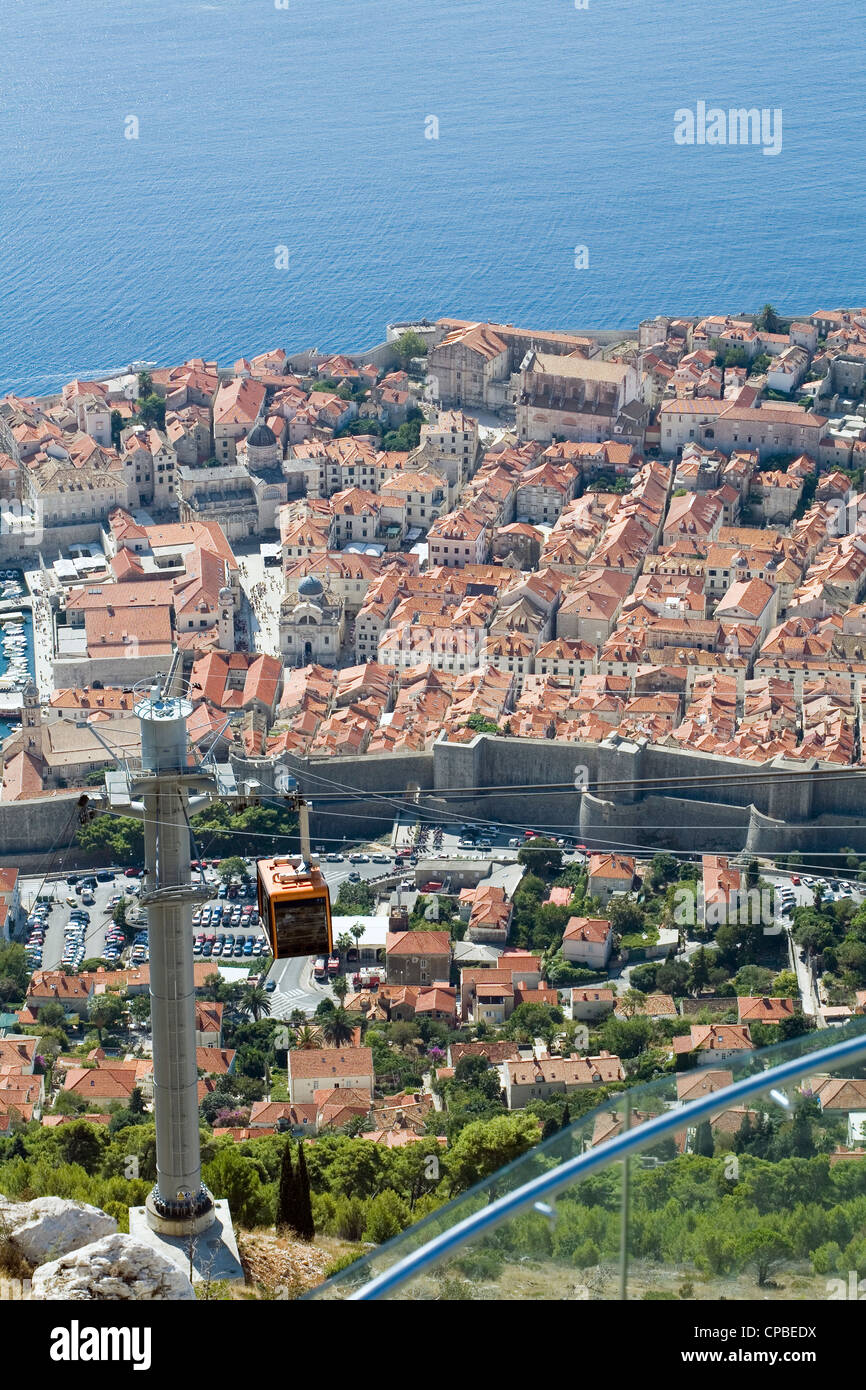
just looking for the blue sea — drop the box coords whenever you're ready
[0,0,864,397]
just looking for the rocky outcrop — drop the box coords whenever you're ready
[31,1233,195,1300]
[0,1195,116,1266]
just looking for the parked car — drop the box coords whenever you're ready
[264,979,276,992]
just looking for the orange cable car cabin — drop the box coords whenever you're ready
[257,856,334,960]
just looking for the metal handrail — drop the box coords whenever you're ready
[345,1027,866,1301]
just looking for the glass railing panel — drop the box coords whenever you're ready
[307,1020,866,1300]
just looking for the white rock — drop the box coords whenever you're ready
[0,1195,116,1265]
[31,1234,195,1300]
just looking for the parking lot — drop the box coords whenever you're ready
[191,868,269,965]
[19,861,273,976]
[21,869,149,972]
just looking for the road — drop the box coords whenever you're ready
[263,856,400,1017]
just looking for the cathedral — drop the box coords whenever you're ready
[278,573,345,667]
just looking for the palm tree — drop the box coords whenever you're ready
[293,1024,323,1050]
[336,932,354,957]
[320,1007,356,1047]
[332,975,350,1004]
[242,985,271,1022]
[289,1008,307,1029]
[350,922,365,950]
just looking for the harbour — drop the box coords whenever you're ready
[0,571,35,740]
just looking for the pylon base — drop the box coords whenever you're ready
[129,1199,244,1286]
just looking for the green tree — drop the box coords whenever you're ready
[446,1114,541,1195]
[38,1001,66,1029]
[600,1013,653,1059]
[393,329,428,365]
[617,988,647,1020]
[541,1116,560,1142]
[364,1189,409,1243]
[451,1054,501,1102]
[0,942,32,996]
[693,1120,714,1157]
[55,1119,107,1170]
[755,303,783,335]
[738,1226,792,1287]
[332,975,349,1004]
[608,898,644,937]
[350,922,365,950]
[88,992,125,1042]
[129,995,151,1025]
[137,393,166,430]
[295,1141,315,1240]
[241,985,271,1023]
[110,409,123,449]
[128,1085,146,1116]
[276,1139,300,1235]
[517,838,563,880]
[648,853,679,890]
[334,881,375,915]
[688,946,712,995]
[203,1145,269,1228]
[219,856,249,884]
[772,970,799,996]
[320,1007,356,1048]
[465,713,500,735]
[76,814,144,865]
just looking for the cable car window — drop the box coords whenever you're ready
[270,894,331,958]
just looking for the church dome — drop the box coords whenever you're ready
[297,574,324,600]
[246,421,277,449]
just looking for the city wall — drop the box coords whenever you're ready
[0,521,105,564]
[3,732,866,867]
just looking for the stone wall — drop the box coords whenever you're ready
[0,521,105,562]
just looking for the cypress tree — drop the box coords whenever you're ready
[693,1120,715,1157]
[296,1141,315,1241]
[276,1138,298,1233]
[560,1104,571,1131]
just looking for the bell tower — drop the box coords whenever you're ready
[21,680,42,759]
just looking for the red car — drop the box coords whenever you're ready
[124,867,140,878]
[791,874,801,885]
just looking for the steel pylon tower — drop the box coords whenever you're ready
[99,662,238,1236]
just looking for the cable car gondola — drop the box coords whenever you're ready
[257,855,334,960]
